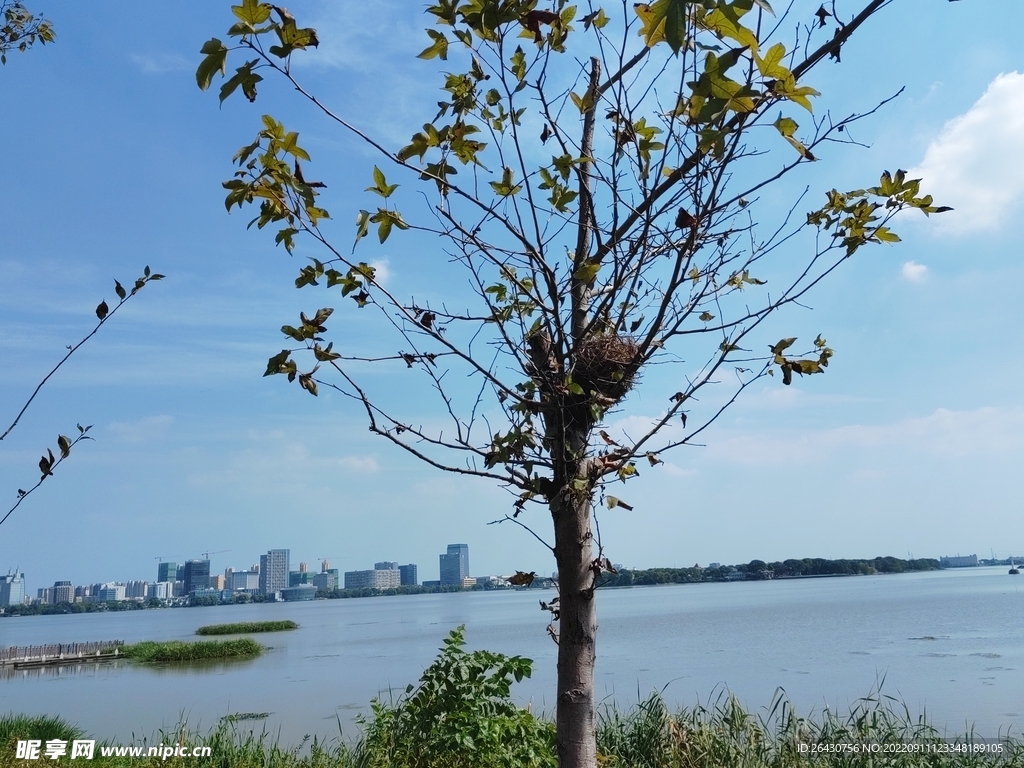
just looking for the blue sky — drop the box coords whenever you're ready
[1,0,1023,593]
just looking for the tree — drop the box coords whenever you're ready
[0,1,54,64]
[199,1,948,764]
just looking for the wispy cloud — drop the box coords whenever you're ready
[338,455,379,472]
[298,2,422,74]
[901,260,929,282]
[706,406,1024,466]
[129,53,191,74]
[910,71,1024,235]
[107,415,173,443]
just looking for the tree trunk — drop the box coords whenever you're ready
[553,482,598,768]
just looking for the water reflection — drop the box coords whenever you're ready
[0,659,129,681]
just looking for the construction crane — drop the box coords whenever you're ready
[153,555,178,563]
[201,549,230,560]
[318,557,340,572]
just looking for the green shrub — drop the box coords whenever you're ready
[121,638,262,662]
[196,620,298,635]
[359,625,556,768]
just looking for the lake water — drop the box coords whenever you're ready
[1,567,1023,744]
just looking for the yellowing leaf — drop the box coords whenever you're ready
[755,42,788,79]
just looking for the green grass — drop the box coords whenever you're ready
[3,694,1023,767]
[0,714,84,751]
[196,620,298,635]
[119,638,263,663]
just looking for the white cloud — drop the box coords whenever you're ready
[662,463,698,479]
[901,260,929,282]
[129,53,190,73]
[107,415,173,443]
[910,71,1024,235]
[298,2,421,73]
[370,259,391,286]
[338,455,379,472]
[706,406,1024,466]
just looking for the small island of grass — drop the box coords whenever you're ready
[196,620,299,636]
[121,638,263,662]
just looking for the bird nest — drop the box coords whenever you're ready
[572,334,639,403]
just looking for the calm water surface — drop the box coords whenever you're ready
[1,567,1022,743]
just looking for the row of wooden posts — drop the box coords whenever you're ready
[0,640,123,663]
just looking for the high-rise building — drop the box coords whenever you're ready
[125,580,149,599]
[344,569,400,589]
[157,561,182,581]
[374,561,399,571]
[51,580,73,604]
[259,549,290,594]
[312,571,336,591]
[231,570,259,591]
[98,583,126,602]
[151,582,173,599]
[1,571,26,607]
[439,544,469,585]
[298,562,308,573]
[399,564,418,586]
[183,559,211,594]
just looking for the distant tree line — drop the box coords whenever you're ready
[602,556,941,587]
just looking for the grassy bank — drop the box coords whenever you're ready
[196,620,298,635]
[120,638,262,662]
[2,695,1022,768]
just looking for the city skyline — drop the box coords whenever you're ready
[7,544,1017,603]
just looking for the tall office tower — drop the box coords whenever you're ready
[374,561,399,571]
[157,561,179,583]
[398,564,418,586]
[298,562,308,573]
[0,571,26,607]
[259,549,290,594]
[51,580,73,604]
[183,560,211,594]
[439,543,470,585]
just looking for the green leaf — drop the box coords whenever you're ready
[417,29,449,60]
[568,90,595,113]
[231,0,272,27]
[510,46,527,82]
[771,337,797,354]
[366,166,399,198]
[772,114,797,138]
[755,42,788,79]
[264,349,292,376]
[196,38,228,91]
[488,167,522,197]
[573,261,601,284]
[873,227,901,243]
[219,60,263,103]
[353,210,370,251]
